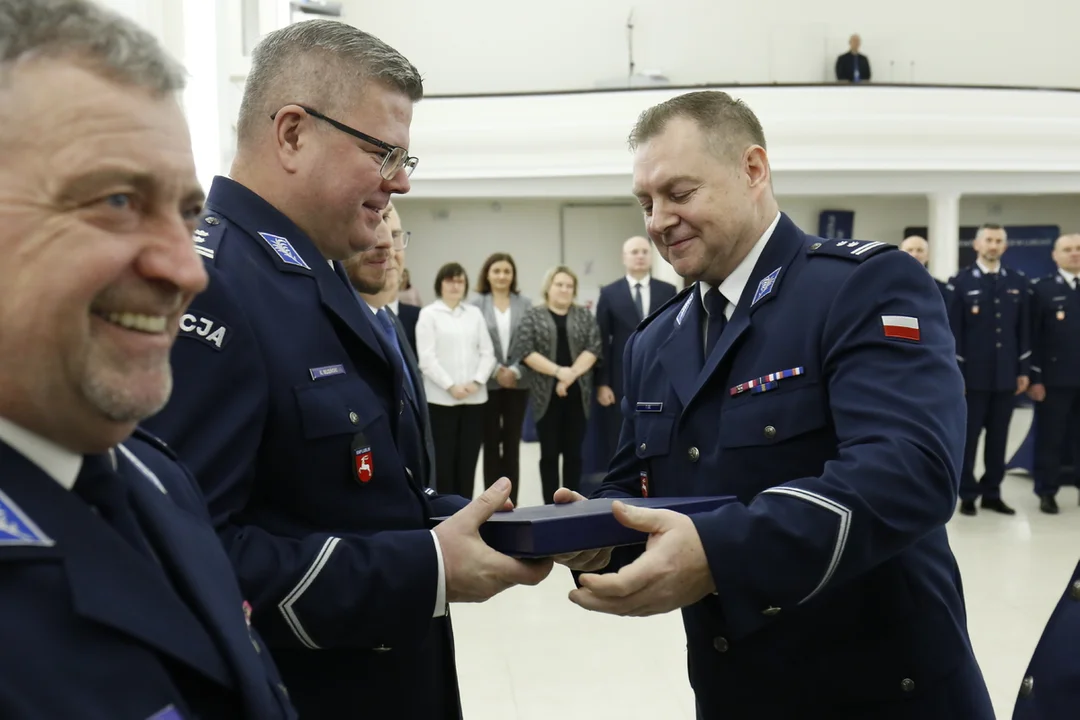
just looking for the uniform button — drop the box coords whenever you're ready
[712,636,729,653]
[1070,580,1080,600]
[688,447,700,462]
[900,678,915,693]
[995,298,1000,304]
[204,216,219,225]
[996,343,1002,349]
[764,425,777,439]
[996,313,1001,318]
[762,606,781,616]
[639,442,647,453]
[373,645,392,653]
[349,411,359,424]
[809,242,822,250]
[1019,676,1034,697]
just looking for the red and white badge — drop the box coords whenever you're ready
[881,315,920,342]
[640,471,649,498]
[354,446,374,483]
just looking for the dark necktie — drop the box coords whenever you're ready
[375,308,417,400]
[703,287,728,360]
[73,453,155,561]
[633,283,644,321]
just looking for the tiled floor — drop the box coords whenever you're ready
[452,407,1080,719]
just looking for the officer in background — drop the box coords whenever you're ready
[900,234,951,302]
[595,236,678,458]
[948,223,1031,516]
[0,1,295,717]
[345,203,437,491]
[144,20,551,719]
[1027,233,1080,514]
[555,91,992,719]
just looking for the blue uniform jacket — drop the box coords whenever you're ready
[594,215,992,718]
[1013,560,1080,719]
[1029,273,1080,388]
[947,264,1031,392]
[144,177,468,718]
[594,276,678,394]
[0,430,295,720]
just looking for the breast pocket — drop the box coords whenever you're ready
[634,415,674,459]
[719,384,829,449]
[293,378,386,439]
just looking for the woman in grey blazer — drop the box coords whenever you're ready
[512,265,602,503]
[471,253,532,506]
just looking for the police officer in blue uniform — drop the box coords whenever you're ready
[1027,233,1080,514]
[900,234,951,303]
[1013,561,1080,718]
[555,91,993,719]
[143,20,551,719]
[0,2,295,717]
[947,223,1031,516]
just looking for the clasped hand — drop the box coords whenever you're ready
[551,488,717,617]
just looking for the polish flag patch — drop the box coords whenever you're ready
[881,315,920,342]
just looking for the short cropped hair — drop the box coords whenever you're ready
[236,20,423,146]
[474,253,520,295]
[540,265,579,302]
[628,90,766,162]
[434,262,468,298]
[976,223,1007,240]
[0,0,185,95]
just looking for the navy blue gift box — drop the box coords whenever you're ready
[435,496,737,558]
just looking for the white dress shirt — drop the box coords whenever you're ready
[976,260,1001,275]
[361,303,448,618]
[386,298,401,316]
[0,415,81,490]
[700,211,782,332]
[416,300,497,406]
[494,304,512,361]
[1059,268,1078,289]
[626,274,652,317]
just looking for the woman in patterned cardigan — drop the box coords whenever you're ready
[512,266,602,503]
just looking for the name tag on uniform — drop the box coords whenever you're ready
[309,364,346,380]
[635,402,663,413]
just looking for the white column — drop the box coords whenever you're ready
[180,0,223,192]
[928,192,961,281]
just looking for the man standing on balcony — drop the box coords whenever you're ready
[836,34,872,83]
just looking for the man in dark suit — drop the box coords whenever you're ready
[836,33,871,83]
[0,1,296,716]
[595,236,677,458]
[555,90,992,719]
[143,20,551,719]
[346,203,437,491]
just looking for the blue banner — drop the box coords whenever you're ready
[819,210,855,240]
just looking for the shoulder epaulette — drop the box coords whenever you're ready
[191,213,227,265]
[638,285,695,332]
[807,238,896,262]
[130,427,179,461]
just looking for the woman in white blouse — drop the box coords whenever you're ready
[416,263,496,498]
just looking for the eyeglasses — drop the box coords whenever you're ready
[392,230,411,250]
[270,105,419,180]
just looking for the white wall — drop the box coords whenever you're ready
[339,0,1080,94]
[395,194,1080,302]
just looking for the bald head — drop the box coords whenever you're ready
[1053,233,1080,274]
[849,34,862,52]
[622,236,652,278]
[899,235,929,267]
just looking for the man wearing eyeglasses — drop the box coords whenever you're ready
[144,20,552,720]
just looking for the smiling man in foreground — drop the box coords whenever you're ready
[554,91,994,719]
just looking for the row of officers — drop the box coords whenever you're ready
[901,229,1080,515]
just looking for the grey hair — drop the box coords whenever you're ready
[0,0,185,94]
[236,20,423,146]
[629,90,767,163]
